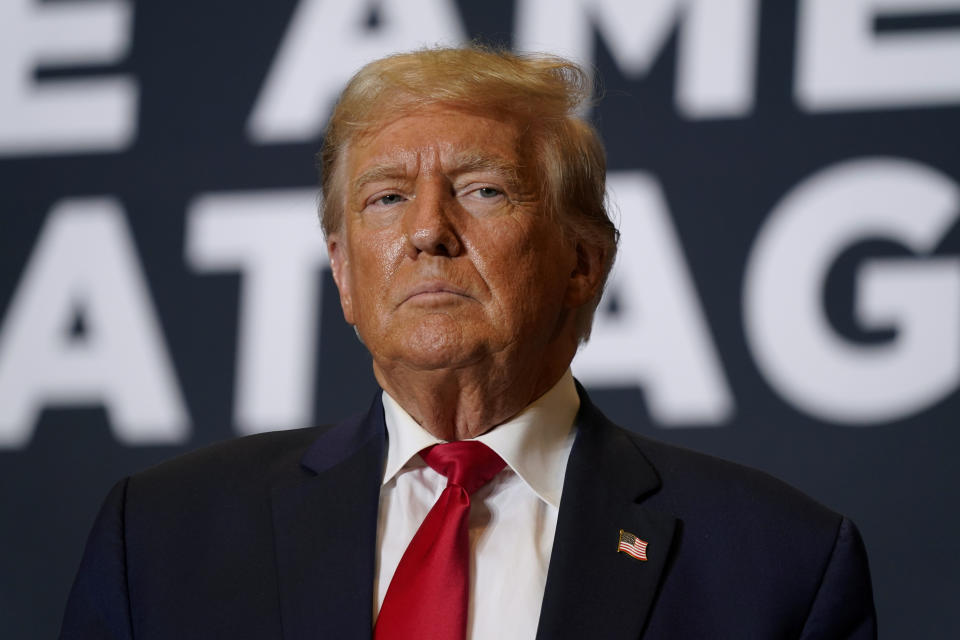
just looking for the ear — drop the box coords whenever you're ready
[564,240,607,310]
[327,233,356,326]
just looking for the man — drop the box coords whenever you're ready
[61,47,876,639]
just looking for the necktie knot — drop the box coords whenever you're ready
[422,441,506,495]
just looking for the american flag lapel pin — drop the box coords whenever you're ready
[617,529,649,562]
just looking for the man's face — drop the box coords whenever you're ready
[328,106,593,375]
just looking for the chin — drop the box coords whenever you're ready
[388,316,487,371]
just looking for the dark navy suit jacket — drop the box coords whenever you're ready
[61,388,876,639]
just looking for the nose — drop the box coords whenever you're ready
[403,183,462,258]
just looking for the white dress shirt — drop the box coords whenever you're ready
[375,370,580,639]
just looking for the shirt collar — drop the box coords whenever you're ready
[381,370,580,508]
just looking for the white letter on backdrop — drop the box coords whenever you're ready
[186,190,328,435]
[0,199,188,447]
[0,0,137,156]
[797,0,960,111]
[515,0,759,117]
[248,0,465,143]
[744,157,960,424]
[574,172,734,425]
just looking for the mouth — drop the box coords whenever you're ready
[401,281,473,305]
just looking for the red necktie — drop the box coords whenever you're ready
[374,441,506,640]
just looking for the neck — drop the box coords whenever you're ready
[373,351,574,441]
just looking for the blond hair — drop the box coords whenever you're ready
[318,46,618,339]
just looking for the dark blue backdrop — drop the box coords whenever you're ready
[1,2,958,638]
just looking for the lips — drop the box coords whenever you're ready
[400,281,473,304]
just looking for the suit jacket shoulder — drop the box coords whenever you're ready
[536,390,876,639]
[132,426,326,496]
[62,399,386,640]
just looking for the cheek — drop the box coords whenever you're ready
[350,233,406,306]
[473,228,570,326]
[468,216,534,271]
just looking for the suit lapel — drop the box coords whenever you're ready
[536,388,677,640]
[271,396,386,640]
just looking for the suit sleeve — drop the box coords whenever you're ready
[799,517,877,639]
[59,478,135,640]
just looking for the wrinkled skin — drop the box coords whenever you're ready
[327,106,604,440]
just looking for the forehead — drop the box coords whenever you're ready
[345,106,524,179]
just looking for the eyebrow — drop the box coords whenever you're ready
[350,150,524,195]
[351,164,411,194]
[446,151,523,187]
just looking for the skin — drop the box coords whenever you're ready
[327,105,605,440]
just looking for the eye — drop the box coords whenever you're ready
[457,183,510,217]
[376,193,405,206]
[461,185,505,202]
[476,187,501,198]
